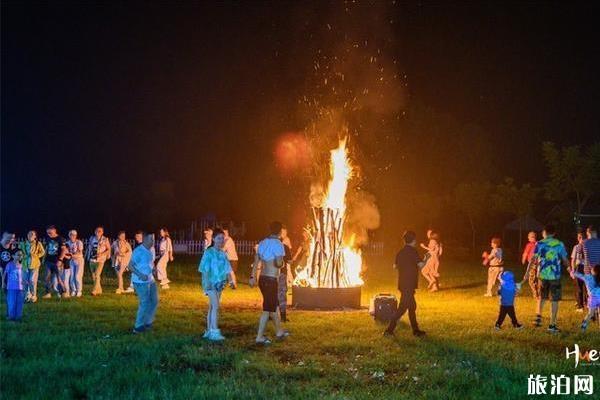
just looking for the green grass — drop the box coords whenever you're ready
[1,256,598,399]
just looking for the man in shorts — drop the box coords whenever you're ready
[249,221,288,345]
[531,224,569,333]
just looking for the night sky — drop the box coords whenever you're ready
[2,1,598,240]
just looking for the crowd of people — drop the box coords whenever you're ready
[2,220,599,342]
[0,226,175,321]
[0,221,297,344]
[385,224,600,337]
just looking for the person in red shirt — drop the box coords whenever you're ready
[521,231,538,297]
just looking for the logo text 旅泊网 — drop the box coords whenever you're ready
[566,344,599,368]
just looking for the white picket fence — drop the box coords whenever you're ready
[18,239,384,256]
[172,240,384,256]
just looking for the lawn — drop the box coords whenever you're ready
[1,255,598,399]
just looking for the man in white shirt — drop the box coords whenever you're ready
[129,233,159,334]
[249,221,288,344]
[223,227,239,272]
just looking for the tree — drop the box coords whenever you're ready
[453,182,492,252]
[492,177,538,247]
[542,142,600,218]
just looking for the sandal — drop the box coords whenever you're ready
[255,337,272,345]
[276,331,290,340]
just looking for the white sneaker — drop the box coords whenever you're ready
[208,329,225,341]
[124,287,135,293]
[71,292,77,297]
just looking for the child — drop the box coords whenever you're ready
[495,271,523,330]
[482,237,504,297]
[3,250,25,321]
[420,230,442,292]
[570,264,600,332]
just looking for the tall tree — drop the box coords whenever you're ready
[542,142,600,218]
[492,177,538,247]
[453,182,492,252]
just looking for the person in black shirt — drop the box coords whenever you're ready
[42,226,67,298]
[384,231,426,337]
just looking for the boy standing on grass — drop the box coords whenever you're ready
[494,271,523,330]
[129,233,159,334]
[530,224,569,333]
[570,264,600,332]
[482,237,503,297]
[384,231,426,337]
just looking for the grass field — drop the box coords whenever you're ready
[1,255,598,399]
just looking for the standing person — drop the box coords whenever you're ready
[198,228,237,341]
[249,221,289,345]
[420,230,442,292]
[20,231,45,302]
[278,226,293,322]
[570,264,600,332]
[482,237,504,297]
[129,233,159,334]
[85,226,111,296]
[124,230,146,294]
[494,271,523,330]
[531,224,569,333]
[384,231,426,337]
[291,229,311,273]
[1,232,18,290]
[571,232,587,312]
[583,225,600,274]
[202,227,213,251]
[156,228,173,290]
[112,231,133,294]
[42,226,66,299]
[3,250,25,321]
[222,226,239,273]
[66,230,85,298]
[521,231,539,297]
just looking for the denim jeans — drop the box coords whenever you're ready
[24,268,39,299]
[7,289,24,320]
[70,258,84,295]
[133,281,158,329]
[61,268,71,295]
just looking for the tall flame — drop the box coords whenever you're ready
[293,137,363,288]
[324,137,351,212]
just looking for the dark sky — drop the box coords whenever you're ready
[2,1,598,238]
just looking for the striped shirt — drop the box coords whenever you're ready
[583,238,600,273]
